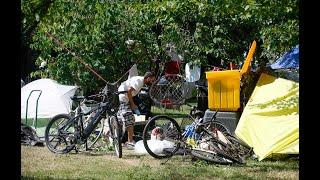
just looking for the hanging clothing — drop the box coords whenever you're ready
[185,62,201,82]
[165,60,182,75]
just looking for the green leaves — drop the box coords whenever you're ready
[22,0,298,93]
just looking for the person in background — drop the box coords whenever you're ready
[117,71,156,149]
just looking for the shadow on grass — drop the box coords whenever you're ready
[245,156,299,172]
[122,153,145,159]
[66,149,114,156]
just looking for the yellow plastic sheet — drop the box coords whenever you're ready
[235,73,299,161]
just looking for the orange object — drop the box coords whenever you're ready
[205,40,257,111]
[240,41,257,76]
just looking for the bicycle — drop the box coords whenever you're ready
[44,83,125,158]
[142,106,252,165]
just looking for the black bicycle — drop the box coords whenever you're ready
[142,107,252,165]
[44,83,125,158]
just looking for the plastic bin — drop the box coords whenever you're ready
[206,70,241,111]
[205,40,256,111]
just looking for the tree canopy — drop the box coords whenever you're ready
[22,0,298,93]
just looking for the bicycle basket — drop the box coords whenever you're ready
[102,83,120,111]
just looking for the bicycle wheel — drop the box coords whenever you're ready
[209,138,245,164]
[210,122,252,158]
[45,114,75,154]
[225,134,253,158]
[109,115,122,158]
[142,115,181,159]
[191,148,233,165]
[210,121,230,135]
[149,74,187,107]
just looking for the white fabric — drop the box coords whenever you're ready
[118,76,144,102]
[185,62,201,82]
[21,78,78,119]
[21,79,25,88]
[128,64,139,79]
[134,139,175,155]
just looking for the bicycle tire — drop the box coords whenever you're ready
[44,114,75,154]
[210,121,231,135]
[225,134,253,158]
[142,115,182,159]
[210,121,252,158]
[209,138,245,164]
[191,149,233,165]
[109,115,122,158]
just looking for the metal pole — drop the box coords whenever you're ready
[35,91,42,129]
[26,90,42,128]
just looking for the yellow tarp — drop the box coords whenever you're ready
[235,73,299,161]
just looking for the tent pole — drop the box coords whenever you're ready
[34,90,42,129]
[26,90,42,128]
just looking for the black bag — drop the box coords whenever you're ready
[21,123,44,146]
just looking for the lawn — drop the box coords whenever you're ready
[21,146,298,180]
[21,103,299,179]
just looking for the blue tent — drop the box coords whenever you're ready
[270,45,299,69]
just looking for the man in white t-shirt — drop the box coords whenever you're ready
[117,72,156,148]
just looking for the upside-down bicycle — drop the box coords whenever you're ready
[142,105,252,165]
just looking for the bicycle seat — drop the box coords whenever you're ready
[70,96,85,101]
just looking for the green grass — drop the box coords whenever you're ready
[22,118,50,127]
[21,103,299,179]
[22,118,50,137]
[21,146,298,180]
[151,102,197,127]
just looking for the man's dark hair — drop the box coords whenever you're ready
[144,71,155,79]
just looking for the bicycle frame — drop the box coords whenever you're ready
[61,99,112,144]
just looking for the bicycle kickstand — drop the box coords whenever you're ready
[160,148,182,165]
[161,155,173,165]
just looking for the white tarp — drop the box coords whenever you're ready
[128,64,139,79]
[21,78,78,119]
[185,62,201,82]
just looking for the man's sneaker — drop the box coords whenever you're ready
[124,141,136,150]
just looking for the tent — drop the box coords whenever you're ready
[270,45,299,69]
[235,73,299,161]
[21,78,78,119]
[269,45,299,82]
[21,79,25,88]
